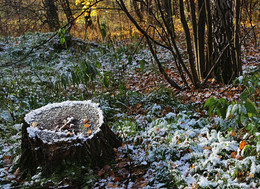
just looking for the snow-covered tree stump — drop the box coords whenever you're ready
[20,101,121,177]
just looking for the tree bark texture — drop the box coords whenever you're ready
[212,0,234,83]
[20,101,121,177]
[43,0,60,31]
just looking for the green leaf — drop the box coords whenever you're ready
[100,22,106,40]
[204,97,215,108]
[240,91,248,101]
[96,61,101,69]
[128,56,133,65]
[245,98,258,116]
[140,59,146,72]
[119,84,125,94]
[103,75,109,88]
[60,37,65,45]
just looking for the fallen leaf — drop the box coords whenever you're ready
[236,155,243,160]
[203,146,212,150]
[231,151,237,158]
[112,176,121,182]
[140,181,147,187]
[230,130,235,136]
[83,118,89,124]
[118,161,128,168]
[98,169,106,177]
[32,122,38,127]
[239,140,248,150]
[103,165,111,170]
[84,123,91,128]
[192,183,199,189]
[87,129,92,136]
[248,173,254,178]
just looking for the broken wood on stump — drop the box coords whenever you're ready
[20,100,121,177]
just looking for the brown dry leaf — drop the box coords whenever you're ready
[231,151,237,158]
[3,155,11,160]
[106,182,115,188]
[109,170,115,177]
[230,130,236,136]
[118,161,128,168]
[239,140,248,150]
[98,169,106,177]
[113,148,118,153]
[203,146,212,150]
[87,129,92,136]
[103,165,111,170]
[140,181,147,187]
[236,155,243,160]
[136,103,142,109]
[14,167,20,177]
[135,169,145,176]
[112,176,121,182]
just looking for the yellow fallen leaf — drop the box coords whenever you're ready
[32,122,38,127]
[248,173,254,178]
[230,130,235,136]
[84,123,91,128]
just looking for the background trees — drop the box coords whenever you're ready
[116,0,243,89]
[0,0,258,89]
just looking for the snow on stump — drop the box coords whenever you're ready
[20,101,121,177]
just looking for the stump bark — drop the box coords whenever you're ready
[20,101,121,177]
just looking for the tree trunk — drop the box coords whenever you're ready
[43,0,60,31]
[212,0,234,84]
[59,0,74,32]
[20,101,121,177]
[234,0,242,76]
[205,0,213,77]
[197,0,206,79]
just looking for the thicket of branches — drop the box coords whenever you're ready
[0,0,258,89]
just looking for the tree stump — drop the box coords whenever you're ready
[20,101,121,177]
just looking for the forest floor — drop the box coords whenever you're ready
[0,30,259,188]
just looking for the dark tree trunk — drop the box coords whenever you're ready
[43,0,60,31]
[19,101,121,178]
[212,0,234,84]
[205,0,213,76]
[59,0,74,32]
[197,0,206,78]
[234,0,242,76]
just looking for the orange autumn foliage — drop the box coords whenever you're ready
[239,141,248,150]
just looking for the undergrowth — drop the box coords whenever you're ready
[0,33,259,188]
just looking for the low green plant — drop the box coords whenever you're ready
[204,97,229,119]
[205,70,259,132]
